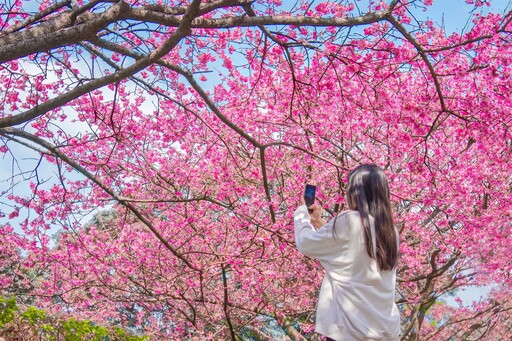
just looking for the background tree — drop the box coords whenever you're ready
[0,296,148,340]
[1,0,511,339]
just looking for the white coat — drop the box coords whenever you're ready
[294,205,400,340]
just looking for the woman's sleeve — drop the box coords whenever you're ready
[294,205,341,260]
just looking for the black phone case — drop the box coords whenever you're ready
[304,185,316,207]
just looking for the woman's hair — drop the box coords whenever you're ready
[344,164,399,270]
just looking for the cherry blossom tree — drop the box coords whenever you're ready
[1,0,511,339]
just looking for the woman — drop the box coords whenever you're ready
[294,164,400,340]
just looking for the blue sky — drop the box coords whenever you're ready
[413,0,511,33]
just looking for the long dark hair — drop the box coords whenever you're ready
[343,164,399,270]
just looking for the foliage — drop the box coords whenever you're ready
[0,0,511,340]
[0,296,147,340]
[0,297,16,329]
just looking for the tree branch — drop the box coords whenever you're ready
[0,127,200,271]
[0,0,200,129]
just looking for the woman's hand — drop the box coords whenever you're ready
[309,204,326,229]
[298,191,325,229]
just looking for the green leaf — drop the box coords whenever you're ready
[21,306,46,324]
[0,296,17,328]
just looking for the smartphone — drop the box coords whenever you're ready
[304,184,316,208]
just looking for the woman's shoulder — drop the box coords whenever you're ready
[330,210,362,239]
[337,210,374,221]
[333,210,360,227]
[334,210,373,230]
[336,210,359,219]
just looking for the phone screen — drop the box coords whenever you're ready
[304,184,316,207]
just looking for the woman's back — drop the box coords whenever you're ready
[324,211,395,288]
[294,207,400,340]
[294,164,400,340]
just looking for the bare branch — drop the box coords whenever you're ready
[1,0,72,34]
[0,1,129,64]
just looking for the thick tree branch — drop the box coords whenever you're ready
[1,0,72,34]
[128,6,396,29]
[0,0,200,129]
[0,1,397,65]
[221,264,236,340]
[0,1,129,64]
